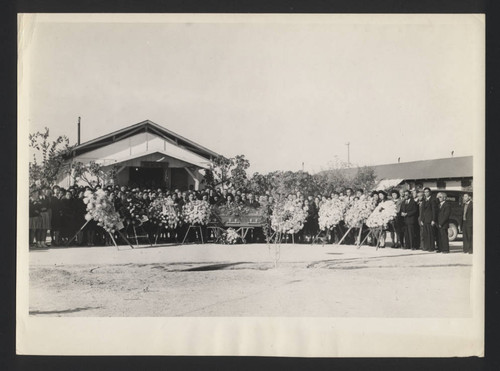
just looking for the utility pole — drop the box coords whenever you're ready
[302,162,304,172]
[345,142,350,167]
[77,116,81,145]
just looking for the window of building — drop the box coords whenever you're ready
[461,179,471,187]
[436,180,446,189]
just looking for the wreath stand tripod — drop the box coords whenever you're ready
[66,220,134,249]
[337,226,353,245]
[182,224,204,245]
[359,227,383,250]
[125,223,152,246]
[337,224,366,247]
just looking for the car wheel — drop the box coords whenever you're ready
[448,222,458,241]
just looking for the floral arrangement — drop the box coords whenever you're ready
[214,203,252,217]
[339,195,355,209]
[182,200,212,226]
[366,200,397,228]
[148,197,180,229]
[83,189,123,233]
[222,228,239,244]
[318,198,347,230]
[344,196,377,228]
[270,199,308,234]
[122,195,149,226]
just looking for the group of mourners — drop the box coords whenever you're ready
[361,187,473,254]
[28,184,473,254]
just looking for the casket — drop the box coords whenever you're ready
[209,207,267,228]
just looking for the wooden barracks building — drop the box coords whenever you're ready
[57,120,219,190]
[341,156,473,192]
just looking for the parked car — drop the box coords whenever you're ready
[431,190,472,241]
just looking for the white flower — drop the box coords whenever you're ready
[344,198,377,228]
[224,228,239,244]
[271,199,307,234]
[318,198,346,230]
[84,190,122,233]
[366,200,397,228]
[182,200,211,225]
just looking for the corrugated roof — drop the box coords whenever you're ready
[70,119,220,160]
[329,156,473,180]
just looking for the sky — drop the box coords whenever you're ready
[22,14,484,174]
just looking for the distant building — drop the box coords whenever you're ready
[342,156,473,191]
[57,120,220,190]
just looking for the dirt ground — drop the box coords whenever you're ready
[29,241,473,317]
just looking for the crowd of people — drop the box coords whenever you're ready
[28,183,473,254]
[371,187,473,254]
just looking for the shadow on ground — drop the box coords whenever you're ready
[181,262,250,272]
[29,306,101,315]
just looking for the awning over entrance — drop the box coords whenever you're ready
[103,149,211,169]
[374,178,404,190]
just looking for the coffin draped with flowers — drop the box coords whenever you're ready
[210,203,268,227]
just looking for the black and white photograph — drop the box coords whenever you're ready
[17,13,484,357]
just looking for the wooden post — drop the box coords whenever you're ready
[182,225,191,244]
[337,227,353,245]
[66,220,90,246]
[109,232,118,247]
[356,225,363,248]
[376,227,383,251]
[117,230,134,249]
[154,226,161,245]
[360,229,372,246]
[133,225,139,245]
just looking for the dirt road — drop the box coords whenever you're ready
[29,242,472,317]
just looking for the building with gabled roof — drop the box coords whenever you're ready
[58,120,220,190]
[336,156,473,191]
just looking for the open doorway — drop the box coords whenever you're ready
[170,168,188,190]
[129,167,165,188]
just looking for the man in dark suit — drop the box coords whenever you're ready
[400,189,419,249]
[436,192,452,253]
[420,187,438,251]
[461,192,473,254]
[414,189,423,249]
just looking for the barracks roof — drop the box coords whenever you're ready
[334,156,473,181]
[70,120,220,160]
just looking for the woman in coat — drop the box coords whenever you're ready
[390,189,403,248]
[38,189,51,248]
[29,191,42,248]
